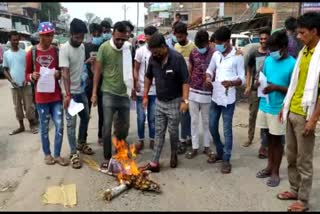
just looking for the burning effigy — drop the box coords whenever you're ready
[102,138,161,201]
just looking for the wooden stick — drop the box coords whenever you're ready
[103,183,129,201]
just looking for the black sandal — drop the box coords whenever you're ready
[185,149,198,159]
[207,153,222,163]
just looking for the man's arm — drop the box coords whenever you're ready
[133,60,141,92]
[303,98,320,136]
[205,53,217,84]
[91,60,102,106]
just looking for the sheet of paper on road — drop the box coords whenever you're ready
[42,184,77,208]
[257,72,269,103]
[37,67,55,93]
[212,81,228,107]
[68,99,84,116]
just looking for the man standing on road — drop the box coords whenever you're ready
[185,29,215,159]
[277,12,320,212]
[3,31,38,135]
[60,18,93,170]
[91,21,133,172]
[285,16,303,59]
[25,22,68,166]
[205,26,245,174]
[139,33,189,172]
[133,26,158,152]
[173,22,196,154]
[255,30,295,187]
[84,23,104,146]
[243,29,271,158]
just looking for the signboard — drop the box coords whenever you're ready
[149,3,172,12]
[0,2,8,12]
[301,2,320,14]
[0,17,12,29]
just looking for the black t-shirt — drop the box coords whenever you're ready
[247,49,269,90]
[145,48,189,102]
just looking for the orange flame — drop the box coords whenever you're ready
[112,137,140,181]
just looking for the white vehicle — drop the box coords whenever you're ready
[230,34,251,50]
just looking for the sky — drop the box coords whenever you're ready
[61,2,146,27]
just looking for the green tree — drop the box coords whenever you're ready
[103,17,113,26]
[38,3,61,22]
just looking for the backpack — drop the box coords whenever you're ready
[31,45,59,72]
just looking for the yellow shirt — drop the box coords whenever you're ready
[174,41,196,67]
[289,47,318,116]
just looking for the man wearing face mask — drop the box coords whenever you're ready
[139,33,189,172]
[173,22,196,154]
[91,21,133,172]
[185,29,215,159]
[204,26,245,174]
[166,21,180,49]
[101,20,112,42]
[255,30,295,187]
[60,18,93,169]
[84,23,104,146]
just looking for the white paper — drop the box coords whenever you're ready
[68,99,84,116]
[257,72,269,103]
[37,67,55,93]
[212,81,228,107]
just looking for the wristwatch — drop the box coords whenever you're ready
[182,99,189,104]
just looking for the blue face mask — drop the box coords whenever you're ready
[197,47,207,54]
[172,35,177,43]
[103,33,112,41]
[92,36,104,46]
[216,44,226,53]
[270,50,282,60]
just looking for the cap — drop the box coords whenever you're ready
[137,34,146,42]
[38,22,55,35]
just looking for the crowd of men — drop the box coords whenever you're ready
[2,11,320,211]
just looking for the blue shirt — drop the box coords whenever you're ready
[259,55,296,115]
[3,48,26,87]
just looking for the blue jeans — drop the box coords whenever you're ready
[65,93,90,155]
[136,95,156,140]
[209,101,235,161]
[36,101,64,158]
[180,110,191,140]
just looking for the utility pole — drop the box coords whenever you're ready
[48,9,51,22]
[122,4,130,20]
[202,2,206,24]
[136,2,139,36]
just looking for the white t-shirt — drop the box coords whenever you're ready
[206,47,245,105]
[134,45,156,96]
[59,41,85,94]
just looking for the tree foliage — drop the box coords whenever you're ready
[103,17,113,26]
[38,3,61,22]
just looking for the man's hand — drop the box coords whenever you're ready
[91,94,97,107]
[134,80,140,93]
[180,102,188,113]
[22,81,28,87]
[221,80,232,89]
[235,48,243,56]
[54,70,61,79]
[303,120,317,137]
[63,95,71,109]
[32,72,40,81]
[278,109,283,123]
[263,84,276,94]
[142,96,148,109]
[204,76,212,89]
[131,89,137,101]
[85,56,96,64]
[244,87,251,97]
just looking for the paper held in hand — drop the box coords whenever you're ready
[257,72,269,103]
[37,67,55,93]
[68,99,84,116]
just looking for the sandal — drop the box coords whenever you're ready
[70,153,82,169]
[207,153,222,163]
[203,147,212,156]
[277,191,298,200]
[100,160,110,174]
[9,127,25,135]
[287,201,309,212]
[44,155,56,165]
[266,176,280,187]
[177,143,187,155]
[185,149,198,159]
[256,169,271,178]
[77,143,95,155]
[54,157,69,167]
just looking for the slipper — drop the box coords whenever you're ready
[70,153,82,169]
[100,160,110,174]
[177,143,187,155]
[287,201,309,212]
[185,150,198,159]
[9,127,25,135]
[202,147,212,156]
[267,177,280,187]
[256,169,271,178]
[44,156,55,165]
[54,157,69,166]
[207,153,222,164]
[277,191,298,200]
